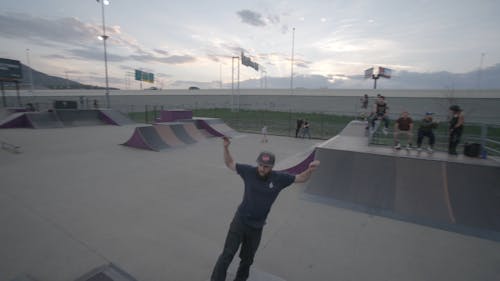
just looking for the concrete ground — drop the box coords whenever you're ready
[1,125,499,281]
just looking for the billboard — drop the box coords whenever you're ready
[134,69,154,83]
[378,67,392,79]
[0,58,22,81]
[364,67,374,79]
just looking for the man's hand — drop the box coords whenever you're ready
[222,136,231,148]
[308,160,320,171]
[295,160,321,183]
[222,136,235,171]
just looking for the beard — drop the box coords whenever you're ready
[256,169,270,181]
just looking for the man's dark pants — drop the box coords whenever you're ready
[211,216,263,281]
[417,129,435,147]
[449,129,462,154]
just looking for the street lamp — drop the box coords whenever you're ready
[290,27,295,96]
[231,56,240,112]
[25,48,34,94]
[96,0,110,108]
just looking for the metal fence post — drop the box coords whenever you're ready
[480,123,487,152]
[320,113,324,139]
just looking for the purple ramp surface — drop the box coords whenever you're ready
[99,109,135,125]
[0,112,30,128]
[169,123,197,144]
[157,109,193,122]
[196,119,225,137]
[123,126,170,151]
[278,149,316,175]
[123,127,153,151]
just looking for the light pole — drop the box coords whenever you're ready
[260,69,267,88]
[477,52,485,90]
[97,0,110,108]
[290,27,295,96]
[231,56,239,112]
[25,49,34,94]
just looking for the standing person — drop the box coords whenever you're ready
[370,95,390,135]
[360,94,369,110]
[359,94,369,120]
[417,112,439,152]
[448,105,464,155]
[393,111,413,149]
[211,136,320,281]
[260,125,268,143]
[79,96,85,109]
[93,99,99,109]
[295,119,303,138]
[301,120,311,139]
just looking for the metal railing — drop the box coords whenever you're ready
[371,122,500,157]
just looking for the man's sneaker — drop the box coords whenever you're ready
[417,147,422,152]
[394,143,401,149]
[427,147,433,153]
[383,128,388,135]
[406,144,411,150]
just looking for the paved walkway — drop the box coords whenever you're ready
[1,125,499,281]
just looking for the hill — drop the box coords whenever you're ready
[2,63,119,90]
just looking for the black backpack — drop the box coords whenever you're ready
[464,142,481,157]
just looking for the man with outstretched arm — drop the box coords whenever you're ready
[210,136,320,281]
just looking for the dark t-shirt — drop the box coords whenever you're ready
[376,102,388,115]
[396,117,413,131]
[235,164,295,228]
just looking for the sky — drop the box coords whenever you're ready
[1,0,499,89]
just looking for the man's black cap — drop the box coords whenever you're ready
[449,105,462,112]
[256,151,275,166]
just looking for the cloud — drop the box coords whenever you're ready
[158,55,196,64]
[220,43,244,54]
[130,53,196,64]
[295,61,311,68]
[0,12,99,46]
[156,73,173,78]
[68,48,127,62]
[154,49,169,56]
[281,25,289,34]
[237,10,266,26]
[266,15,280,25]
[169,80,218,89]
[0,12,195,66]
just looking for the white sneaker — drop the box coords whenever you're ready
[383,128,388,135]
[417,147,422,152]
[394,143,401,149]
[427,147,433,153]
[406,144,411,150]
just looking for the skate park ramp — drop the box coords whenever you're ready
[194,117,240,138]
[0,112,30,128]
[155,109,193,122]
[305,120,500,241]
[74,263,139,281]
[56,110,107,127]
[123,122,211,151]
[164,122,197,144]
[0,109,134,128]
[25,112,65,128]
[275,146,317,175]
[99,109,135,125]
[122,126,170,151]
[123,117,240,151]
